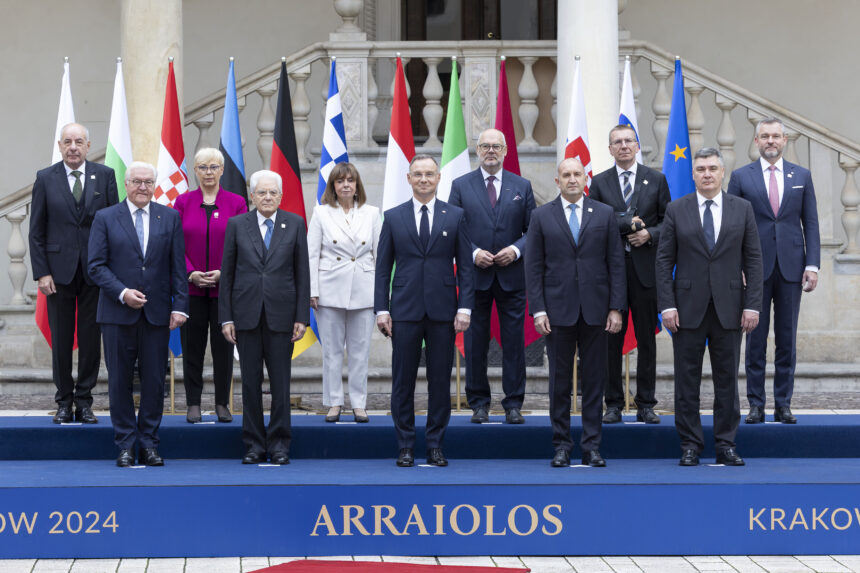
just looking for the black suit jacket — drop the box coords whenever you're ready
[525,196,626,327]
[219,209,311,332]
[30,161,119,285]
[588,163,670,288]
[655,192,764,330]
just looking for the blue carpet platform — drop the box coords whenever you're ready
[1,414,859,557]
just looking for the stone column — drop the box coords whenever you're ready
[557,1,618,170]
[121,0,182,165]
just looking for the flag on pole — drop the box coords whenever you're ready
[437,57,469,203]
[219,58,247,199]
[619,56,644,165]
[663,58,695,201]
[317,58,349,202]
[106,58,133,201]
[272,59,306,219]
[564,56,592,194]
[38,58,77,347]
[494,56,521,176]
[382,55,416,212]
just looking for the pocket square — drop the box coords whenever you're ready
[94,192,101,197]
[513,194,523,201]
[792,185,803,189]
[90,174,96,180]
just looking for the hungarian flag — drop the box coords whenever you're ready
[382,56,415,211]
[564,56,592,194]
[219,58,247,199]
[153,59,188,208]
[272,59,306,220]
[106,58,133,201]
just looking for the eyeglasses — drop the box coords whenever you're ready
[611,138,638,147]
[128,179,155,188]
[478,143,505,152]
[195,164,222,172]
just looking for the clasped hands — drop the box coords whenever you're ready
[475,246,517,268]
[189,270,221,288]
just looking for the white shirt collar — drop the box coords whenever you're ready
[696,191,722,208]
[412,196,436,214]
[480,167,503,183]
[64,161,87,177]
[615,163,638,178]
[126,198,150,215]
[760,156,784,173]
[256,210,277,226]
[560,194,585,211]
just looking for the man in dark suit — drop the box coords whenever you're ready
[448,128,535,425]
[525,158,625,468]
[656,148,763,467]
[375,155,474,468]
[727,118,820,425]
[589,124,671,425]
[30,123,119,424]
[88,162,188,467]
[220,170,310,466]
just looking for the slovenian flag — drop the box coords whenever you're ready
[619,56,644,166]
[219,58,247,199]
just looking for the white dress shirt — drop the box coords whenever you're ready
[615,162,638,200]
[472,168,521,262]
[696,191,722,243]
[759,156,784,206]
[533,194,584,320]
[257,210,277,240]
[64,161,87,194]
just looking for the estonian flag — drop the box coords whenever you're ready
[219,58,247,199]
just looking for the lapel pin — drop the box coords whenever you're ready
[214,212,219,218]
[588,207,593,213]
[281,223,286,228]
[443,231,448,236]
[787,173,793,178]
[90,174,96,179]
[643,180,648,185]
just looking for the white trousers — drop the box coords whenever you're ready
[316,305,374,409]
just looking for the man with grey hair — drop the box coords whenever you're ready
[727,118,820,425]
[30,122,119,424]
[88,161,188,467]
[220,169,310,465]
[656,148,763,467]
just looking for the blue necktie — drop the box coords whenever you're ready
[419,205,429,250]
[622,171,634,207]
[134,208,145,255]
[264,218,273,250]
[703,199,715,253]
[568,204,580,245]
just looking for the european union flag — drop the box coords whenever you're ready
[662,58,695,200]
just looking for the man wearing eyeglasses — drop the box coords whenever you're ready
[448,129,535,425]
[88,162,188,467]
[589,124,671,425]
[30,123,119,425]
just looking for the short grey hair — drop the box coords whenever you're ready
[60,122,90,142]
[755,117,786,136]
[693,147,724,168]
[249,170,282,194]
[125,161,157,182]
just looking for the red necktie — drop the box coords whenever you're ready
[486,175,497,208]
[768,165,780,216]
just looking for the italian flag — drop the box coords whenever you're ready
[382,56,415,212]
[105,58,133,201]
[437,57,469,202]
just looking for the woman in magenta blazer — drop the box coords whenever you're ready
[173,148,248,423]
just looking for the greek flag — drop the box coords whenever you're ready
[316,58,349,202]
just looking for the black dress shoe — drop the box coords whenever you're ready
[636,408,660,424]
[745,406,764,424]
[715,448,745,466]
[602,407,622,424]
[679,449,699,466]
[582,450,607,467]
[396,448,414,467]
[53,405,72,424]
[215,405,233,423]
[471,407,489,424]
[551,449,570,467]
[139,447,164,466]
[242,451,265,465]
[426,448,448,466]
[186,405,202,424]
[75,406,98,424]
[270,452,290,465]
[505,408,525,424]
[116,449,135,467]
[774,406,797,424]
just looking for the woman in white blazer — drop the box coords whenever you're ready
[308,163,382,423]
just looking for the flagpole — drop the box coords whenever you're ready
[455,351,462,412]
[624,353,631,414]
[571,351,578,414]
[169,350,175,414]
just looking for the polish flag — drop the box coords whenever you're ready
[564,56,592,194]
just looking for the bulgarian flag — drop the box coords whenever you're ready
[564,56,592,194]
[153,59,188,208]
[105,58,133,201]
[382,55,415,212]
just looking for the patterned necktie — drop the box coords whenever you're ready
[768,165,780,216]
[263,219,274,250]
[486,175,497,208]
[568,204,580,245]
[622,171,634,207]
[71,170,83,203]
[134,208,145,255]
[419,205,430,250]
[703,200,715,253]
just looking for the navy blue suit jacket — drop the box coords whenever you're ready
[525,196,626,327]
[727,160,820,283]
[30,161,119,285]
[88,201,188,326]
[374,199,474,321]
[447,168,535,291]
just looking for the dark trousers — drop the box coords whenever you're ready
[546,318,607,453]
[673,302,742,454]
[605,256,658,410]
[465,277,526,411]
[391,317,455,450]
[745,261,802,409]
[102,316,169,450]
[45,264,101,409]
[236,313,293,456]
[180,295,234,406]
